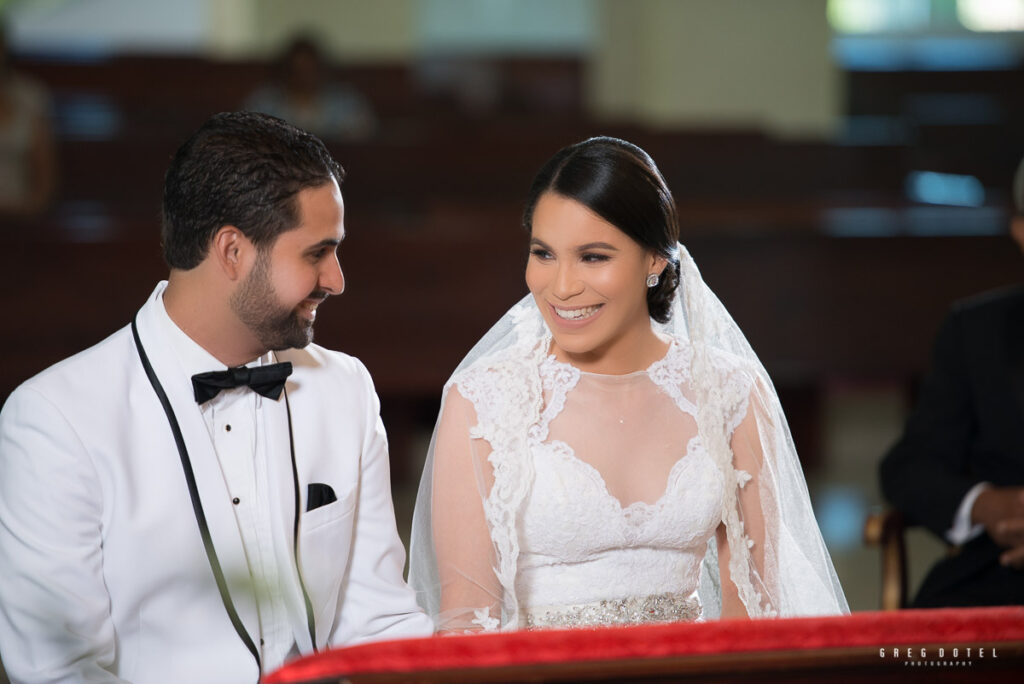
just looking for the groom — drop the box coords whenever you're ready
[0,112,431,683]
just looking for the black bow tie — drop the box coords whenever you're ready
[191,362,293,405]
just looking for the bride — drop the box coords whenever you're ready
[409,137,848,632]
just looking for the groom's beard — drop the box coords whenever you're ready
[231,251,326,351]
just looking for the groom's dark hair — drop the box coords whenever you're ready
[162,111,343,270]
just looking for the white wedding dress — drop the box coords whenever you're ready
[511,345,730,628]
[410,246,848,631]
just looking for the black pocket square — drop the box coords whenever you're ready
[306,483,337,512]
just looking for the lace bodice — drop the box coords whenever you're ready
[517,436,722,612]
[510,346,724,621]
[411,260,850,633]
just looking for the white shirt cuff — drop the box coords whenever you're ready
[945,482,991,545]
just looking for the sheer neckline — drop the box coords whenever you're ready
[543,336,678,381]
[541,434,704,513]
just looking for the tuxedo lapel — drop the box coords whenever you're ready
[1006,295,1024,423]
[133,286,262,655]
[260,365,317,651]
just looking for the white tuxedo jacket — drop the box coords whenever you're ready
[0,283,432,683]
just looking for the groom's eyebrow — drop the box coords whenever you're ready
[305,238,342,252]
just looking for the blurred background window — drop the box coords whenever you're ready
[829,0,1024,70]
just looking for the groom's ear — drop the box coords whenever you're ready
[211,225,256,281]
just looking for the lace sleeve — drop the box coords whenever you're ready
[410,332,545,633]
[429,386,503,632]
[717,380,771,617]
[715,374,848,618]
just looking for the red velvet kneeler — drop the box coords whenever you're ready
[266,607,1024,683]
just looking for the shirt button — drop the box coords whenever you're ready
[225,424,232,432]
[260,638,265,646]
[232,497,240,505]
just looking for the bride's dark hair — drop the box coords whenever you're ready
[522,136,681,324]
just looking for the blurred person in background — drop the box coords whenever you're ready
[880,155,1024,607]
[0,19,55,218]
[245,35,375,142]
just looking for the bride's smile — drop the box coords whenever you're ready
[526,192,667,375]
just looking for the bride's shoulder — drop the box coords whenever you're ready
[445,341,542,419]
[661,337,760,392]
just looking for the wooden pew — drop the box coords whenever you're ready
[3,208,1019,404]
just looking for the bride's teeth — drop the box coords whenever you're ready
[555,305,600,320]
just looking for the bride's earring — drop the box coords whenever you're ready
[646,273,659,288]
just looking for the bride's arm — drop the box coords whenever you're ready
[715,523,747,618]
[714,376,848,617]
[717,390,769,618]
[431,386,503,632]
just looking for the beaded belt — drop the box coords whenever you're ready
[524,591,701,629]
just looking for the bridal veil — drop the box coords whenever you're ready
[409,241,848,631]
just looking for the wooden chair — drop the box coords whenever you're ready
[863,509,908,610]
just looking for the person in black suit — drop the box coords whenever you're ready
[879,157,1024,607]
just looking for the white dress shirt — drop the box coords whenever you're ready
[947,482,991,546]
[157,294,299,671]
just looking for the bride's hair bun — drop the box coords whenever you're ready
[523,136,681,323]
